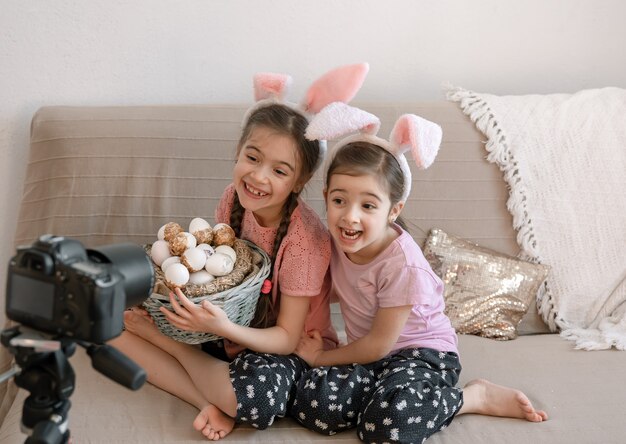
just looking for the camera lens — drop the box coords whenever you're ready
[87,244,155,308]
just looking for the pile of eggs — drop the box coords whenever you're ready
[150,218,237,288]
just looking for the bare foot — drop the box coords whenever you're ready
[124,310,163,343]
[193,404,235,441]
[459,379,548,422]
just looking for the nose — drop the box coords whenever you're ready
[250,165,269,183]
[342,204,360,224]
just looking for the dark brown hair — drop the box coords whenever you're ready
[230,104,321,328]
[325,141,408,229]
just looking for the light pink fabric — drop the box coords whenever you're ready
[389,113,442,169]
[330,225,458,355]
[215,184,338,356]
[303,63,369,114]
[253,73,292,101]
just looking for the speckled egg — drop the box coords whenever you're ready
[169,232,197,256]
[193,227,213,245]
[163,222,184,242]
[197,243,215,259]
[212,223,236,247]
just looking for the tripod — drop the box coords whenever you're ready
[1,326,146,444]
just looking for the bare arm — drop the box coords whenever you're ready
[296,305,413,367]
[160,288,309,355]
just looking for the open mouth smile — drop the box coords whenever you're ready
[244,182,268,197]
[340,228,362,240]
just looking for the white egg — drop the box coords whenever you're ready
[164,263,189,287]
[150,240,171,266]
[188,270,216,285]
[181,247,207,272]
[215,245,237,263]
[161,256,181,272]
[189,217,211,234]
[204,253,234,277]
[182,232,197,250]
[157,224,166,240]
[197,243,215,259]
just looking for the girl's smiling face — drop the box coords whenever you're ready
[233,126,301,227]
[326,173,403,264]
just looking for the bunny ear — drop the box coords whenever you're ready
[305,102,380,141]
[389,114,442,169]
[303,63,369,114]
[253,73,292,101]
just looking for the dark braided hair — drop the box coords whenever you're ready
[326,141,408,230]
[231,104,321,328]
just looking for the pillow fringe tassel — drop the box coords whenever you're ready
[445,85,559,332]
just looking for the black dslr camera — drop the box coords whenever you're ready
[2,234,155,444]
[6,234,155,343]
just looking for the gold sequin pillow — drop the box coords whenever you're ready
[423,229,550,340]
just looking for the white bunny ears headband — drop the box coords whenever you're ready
[305,102,443,202]
[242,63,370,169]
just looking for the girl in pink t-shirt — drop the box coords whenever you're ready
[293,104,548,443]
[110,64,368,440]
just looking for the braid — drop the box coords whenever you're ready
[229,193,245,238]
[250,191,299,328]
[270,192,299,275]
[237,104,321,329]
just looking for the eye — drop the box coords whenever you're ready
[363,203,377,210]
[274,168,288,176]
[246,154,258,162]
[331,197,344,205]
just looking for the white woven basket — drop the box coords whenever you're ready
[143,240,271,344]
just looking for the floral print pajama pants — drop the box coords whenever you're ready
[228,351,310,429]
[291,348,463,444]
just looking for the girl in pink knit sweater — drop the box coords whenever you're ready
[111,64,368,440]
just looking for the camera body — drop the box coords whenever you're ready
[6,235,154,343]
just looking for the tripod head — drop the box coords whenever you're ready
[1,325,146,444]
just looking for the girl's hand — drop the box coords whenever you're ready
[295,330,325,367]
[159,288,231,335]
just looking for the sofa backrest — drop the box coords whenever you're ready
[0,100,555,428]
[16,102,518,254]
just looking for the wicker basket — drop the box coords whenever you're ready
[142,239,271,344]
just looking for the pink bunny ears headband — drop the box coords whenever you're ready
[244,63,369,124]
[242,63,370,168]
[305,102,443,202]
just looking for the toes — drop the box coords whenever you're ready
[193,410,210,431]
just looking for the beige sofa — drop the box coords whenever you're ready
[1,102,623,443]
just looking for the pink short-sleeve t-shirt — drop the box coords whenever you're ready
[216,184,338,354]
[330,225,458,355]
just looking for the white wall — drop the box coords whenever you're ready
[1,0,625,324]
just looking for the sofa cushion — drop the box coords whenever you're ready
[1,334,624,443]
[12,103,548,335]
[423,228,550,340]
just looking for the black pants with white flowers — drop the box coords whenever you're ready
[291,348,463,444]
[228,351,309,429]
